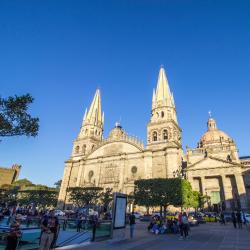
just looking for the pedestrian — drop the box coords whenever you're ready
[182,212,189,239]
[242,211,247,226]
[39,210,59,250]
[129,212,136,239]
[90,214,98,242]
[5,221,21,250]
[231,211,237,228]
[220,211,225,225]
[178,212,184,240]
[76,216,82,232]
[236,210,242,229]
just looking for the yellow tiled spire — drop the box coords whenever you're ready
[83,89,103,127]
[154,66,175,107]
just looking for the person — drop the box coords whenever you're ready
[76,216,82,232]
[220,211,225,225]
[231,211,237,228]
[236,210,242,229]
[90,214,98,242]
[178,212,184,240]
[39,210,59,250]
[129,212,136,239]
[5,221,22,250]
[182,212,189,239]
[242,211,247,226]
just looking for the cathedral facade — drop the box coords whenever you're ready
[58,67,249,210]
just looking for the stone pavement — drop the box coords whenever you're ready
[75,222,250,250]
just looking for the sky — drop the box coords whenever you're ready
[0,0,250,187]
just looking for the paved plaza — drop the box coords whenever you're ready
[79,222,250,250]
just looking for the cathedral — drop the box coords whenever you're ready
[58,67,250,211]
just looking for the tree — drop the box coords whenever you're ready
[12,178,34,188]
[0,94,39,138]
[99,188,113,212]
[134,178,197,217]
[18,186,58,208]
[0,185,19,206]
[67,187,103,208]
[54,180,62,189]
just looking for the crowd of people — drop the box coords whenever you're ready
[147,212,190,240]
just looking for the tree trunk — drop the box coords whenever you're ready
[163,205,167,219]
[160,206,163,218]
[146,206,149,215]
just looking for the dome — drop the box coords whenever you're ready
[201,130,231,143]
[198,117,233,148]
[108,122,127,140]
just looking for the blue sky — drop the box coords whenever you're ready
[0,0,250,186]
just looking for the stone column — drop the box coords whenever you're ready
[235,174,247,209]
[221,175,233,210]
[200,176,206,196]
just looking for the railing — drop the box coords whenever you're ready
[0,217,112,249]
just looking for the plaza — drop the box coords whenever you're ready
[80,222,250,250]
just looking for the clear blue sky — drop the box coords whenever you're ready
[1,0,250,186]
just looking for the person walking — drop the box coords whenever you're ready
[182,212,189,239]
[178,212,184,240]
[129,212,136,239]
[90,214,98,242]
[39,210,58,250]
[231,211,237,228]
[236,210,242,229]
[220,211,225,225]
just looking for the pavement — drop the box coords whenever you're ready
[73,221,250,250]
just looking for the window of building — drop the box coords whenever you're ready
[131,166,137,174]
[161,111,164,118]
[92,145,95,151]
[88,170,94,182]
[163,129,168,140]
[75,146,80,154]
[153,131,157,141]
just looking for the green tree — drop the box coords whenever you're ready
[0,185,19,206]
[13,178,34,188]
[0,94,39,138]
[67,186,103,208]
[18,186,58,208]
[134,178,197,217]
[99,188,113,212]
[54,180,62,189]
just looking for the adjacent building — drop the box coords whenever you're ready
[0,164,21,187]
[58,67,249,210]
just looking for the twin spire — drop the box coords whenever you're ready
[82,66,174,128]
[82,89,104,127]
[152,66,175,109]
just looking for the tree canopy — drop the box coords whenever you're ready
[0,94,39,138]
[67,186,103,208]
[134,178,200,212]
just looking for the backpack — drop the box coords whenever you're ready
[182,216,188,224]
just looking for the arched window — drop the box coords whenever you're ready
[88,170,94,182]
[153,131,157,141]
[92,144,95,150]
[163,129,168,140]
[161,111,164,118]
[75,146,80,154]
[82,144,86,154]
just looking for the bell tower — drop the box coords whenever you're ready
[147,66,182,150]
[72,89,104,157]
[147,67,183,178]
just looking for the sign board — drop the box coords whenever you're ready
[112,193,127,229]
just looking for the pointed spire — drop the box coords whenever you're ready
[83,89,103,127]
[152,88,156,108]
[155,66,174,107]
[82,108,88,126]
